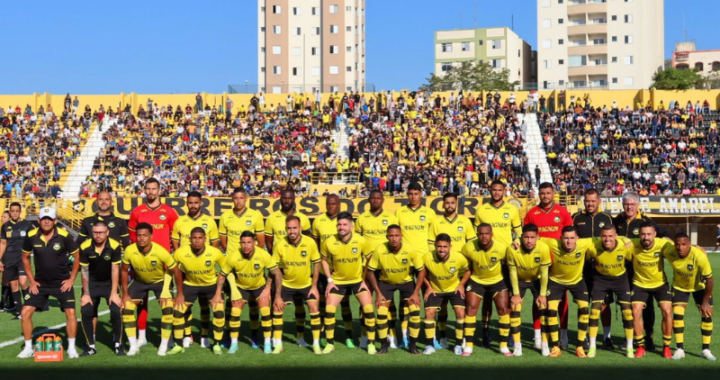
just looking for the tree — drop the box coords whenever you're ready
[650,67,706,90]
[419,61,519,92]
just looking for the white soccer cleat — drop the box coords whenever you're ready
[423,346,436,355]
[359,336,369,349]
[454,345,464,355]
[200,336,210,348]
[500,346,512,356]
[138,337,148,347]
[461,346,473,356]
[297,337,310,347]
[542,344,551,357]
[672,348,685,360]
[157,347,168,356]
[439,337,449,349]
[183,337,193,348]
[388,336,398,349]
[67,349,79,359]
[702,349,717,361]
[127,346,139,356]
[534,337,542,350]
[513,344,523,357]
[17,348,34,359]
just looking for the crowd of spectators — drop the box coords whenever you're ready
[538,94,720,196]
[0,93,94,200]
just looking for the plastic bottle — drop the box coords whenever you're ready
[35,338,44,352]
[54,336,62,352]
[44,336,54,351]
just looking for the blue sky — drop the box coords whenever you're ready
[0,0,712,94]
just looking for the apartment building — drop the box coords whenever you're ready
[434,27,536,88]
[672,41,720,76]
[258,0,366,94]
[537,0,664,90]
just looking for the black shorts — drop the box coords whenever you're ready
[2,261,24,282]
[591,275,631,304]
[587,273,614,304]
[425,291,465,309]
[183,284,217,304]
[329,281,367,297]
[24,286,75,309]
[280,286,318,303]
[672,288,713,306]
[466,279,507,299]
[547,279,589,303]
[128,280,164,302]
[239,286,265,302]
[631,284,672,306]
[378,281,415,302]
[513,280,541,300]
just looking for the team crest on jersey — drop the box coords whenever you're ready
[420,216,426,222]
[490,257,497,263]
[617,255,624,262]
[5,232,11,238]
[633,228,639,236]
[53,243,61,251]
[103,253,111,261]
[205,260,212,267]
[382,220,388,226]
[534,257,541,263]
[160,214,167,220]
[654,252,660,258]
[449,267,456,273]
[575,252,581,258]
[254,263,260,270]
[301,251,308,257]
[352,247,359,254]
[201,224,207,229]
[151,260,157,266]
[553,216,561,223]
[402,258,408,265]
[599,222,605,228]
[246,220,252,226]
[687,264,694,271]
[458,226,464,232]
[25,294,30,301]
[503,213,509,219]
[20,230,26,237]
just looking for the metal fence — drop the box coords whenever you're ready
[228,83,377,94]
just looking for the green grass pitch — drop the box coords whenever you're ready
[1,256,718,380]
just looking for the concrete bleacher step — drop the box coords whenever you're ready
[61,118,115,198]
[55,121,100,192]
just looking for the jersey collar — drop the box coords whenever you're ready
[406,204,422,212]
[488,200,505,209]
[370,209,384,217]
[443,214,458,224]
[233,208,248,218]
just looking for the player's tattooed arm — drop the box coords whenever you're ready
[81,265,90,297]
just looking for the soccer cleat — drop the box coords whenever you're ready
[67,349,79,359]
[80,347,97,357]
[433,337,443,350]
[576,347,587,358]
[345,338,356,349]
[634,346,646,358]
[542,345,551,357]
[137,336,148,348]
[127,346,139,356]
[408,341,421,356]
[250,336,259,349]
[263,342,272,354]
[359,336,368,349]
[388,336,398,349]
[114,345,127,356]
[534,337,542,350]
[702,349,717,361]
[367,343,377,355]
[228,343,239,354]
[377,340,390,355]
[424,346,436,355]
[454,345,464,355]
[200,336,210,348]
[513,345,523,357]
[272,345,283,354]
[165,346,183,356]
[560,337,569,350]
[439,337,449,349]
[662,346,672,359]
[672,348,685,360]
[583,337,590,351]
[183,337,193,348]
[17,347,34,359]
[500,346,513,357]
[213,344,223,355]
[549,346,562,358]
[587,347,597,358]
[626,348,634,358]
[482,330,492,349]
[399,336,409,349]
[461,346,473,356]
[603,337,615,350]
[11,314,21,320]
[313,345,323,355]
[297,337,309,348]
[322,344,335,354]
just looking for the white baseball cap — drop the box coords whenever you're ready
[39,207,56,220]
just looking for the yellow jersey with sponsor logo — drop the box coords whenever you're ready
[423,250,469,292]
[461,239,508,285]
[265,210,311,238]
[174,245,226,286]
[428,215,477,254]
[396,205,435,255]
[171,214,220,248]
[272,235,320,289]
[474,201,522,246]
[368,242,425,285]
[629,238,673,288]
[321,233,373,285]
[218,208,265,255]
[221,248,277,290]
[355,209,398,250]
[311,213,338,245]
[506,240,552,283]
[586,237,632,278]
[662,245,713,293]
[122,242,176,284]
[541,237,594,285]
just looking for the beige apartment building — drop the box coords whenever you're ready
[258,0,366,94]
[672,41,720,76]
[537,0,664,90]
[434,27,536,88]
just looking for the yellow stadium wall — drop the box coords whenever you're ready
[650,89,718,110]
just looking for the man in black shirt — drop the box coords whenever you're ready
[18,207,80,359]
[0,202,35,317]
[79,221,124,356]
[76,191,131,248]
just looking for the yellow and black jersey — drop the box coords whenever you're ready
[221,248,277,290]
[22,227,79,287]
[265,210,311,238]
[506,240,552,283]
[663,245,713,293]
[171,214,219,247]
[428,215,476,254]
[423,250,469,292]
[355,209,398,250]
[396,205,435,255]
[273,235,320,289]
[629,238,673,288]
[122,242,176,284]
[586,237,632,278]
[368,242,425,285]
[79,238,123,284]
[541,237,594,286]
[311,213,338,245]
[321,233,373,285]
[461,239,508,285]
[218,208,265,254]
[474,201,522,246]
[174,245,226,286]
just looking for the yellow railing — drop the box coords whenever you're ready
[308,172,361,184]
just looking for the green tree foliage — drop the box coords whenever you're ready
[420,61,519,92]
[650,67,706,90]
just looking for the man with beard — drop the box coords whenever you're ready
[0,202,35,318]
[76,191,131,248]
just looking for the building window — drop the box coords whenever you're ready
[346,66,352,72]
[479,40,484,45]
[461,42,470,51]
[330,45,339,54]
[292,47,301,56]
[624,77,634,86]
[624,56,634,65]
[624,35,633,44]
[346,26,352,32]
[330,5,338,13]
[329,66,339,74]
[478,60,483,65]
[441,43,452,52]
[260,27,265,32]
[611,56,618,63]
[292,67,299,76]
[261,47,266,53]
[273,25,281,34]
[542,19,551,28]
[695,62,704,71]
[559,59,564,65]
[625,14,633,23]
[292,7,300,15]
[260,67,265,72]
[346,46,352,52]
[330,25,339,33]
[311,47,317,55]
[491,59,503,68]
[311,67,320,75]
[293,27,301,36]
[346,6,352,11]
[558,18,564,24]
[311,7,317,15]
[272,5,281,14]
[543,60,552,69]
[612,77,618,84]
[611,15,617,21]
[272,46,281,54]
[273,66,281,75]
[612,36,617,42]
[558,39,564,45]
[441,63,453,72]
[593,38,605,45]
[712,62,720,71]
[541,0,550,7]
[542,40,551,49]
[492,40,502,49]
[311,27,320,35]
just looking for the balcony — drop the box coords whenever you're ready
[567,2,607,16]
[568,65,608,76]
[567,23,607,36]
[568,44,607,56]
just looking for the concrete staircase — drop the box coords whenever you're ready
[331,121,350,160]
[519,113,552,195]
[61,118,114,198]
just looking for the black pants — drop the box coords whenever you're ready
[81,282,122,347]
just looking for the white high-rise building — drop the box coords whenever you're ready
[258,0,366,94]
[537,0,664,90]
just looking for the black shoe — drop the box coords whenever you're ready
[114,345,127,356]
[10,313,21,320]
[482,330,492,349]
[408,340,421,356]
[583,336,590,350]
[377,339,390,355]
[646,337,656,352]
[80,347,97,357]
[602,337,615,350]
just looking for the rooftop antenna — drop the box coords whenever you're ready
[683,12,688,41]
[474,0,478,29]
